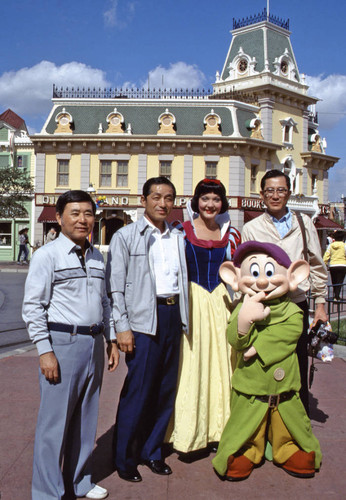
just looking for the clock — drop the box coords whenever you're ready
[238,59,248,73]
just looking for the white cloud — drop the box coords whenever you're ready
[103,0,136,29]
[140,62,206,90]
[306,74,346,130]
[0,61,110,129]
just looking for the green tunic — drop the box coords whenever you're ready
[212,296,322,476]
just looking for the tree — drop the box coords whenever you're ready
[0,166,34,218]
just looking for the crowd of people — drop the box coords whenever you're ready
[22,170,333,499]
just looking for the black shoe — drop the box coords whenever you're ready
[143,459,172,475]
[117,468,142,482]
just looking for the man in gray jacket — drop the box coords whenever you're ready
[106,176,188,482]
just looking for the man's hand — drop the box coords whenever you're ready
[39,352,59,383]
[107,342,120,372]
[312,303,328,326]
[116,330,135,353]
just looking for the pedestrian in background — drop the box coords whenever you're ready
[45,226,57,244]
[323,230,346,301]
[17,227,32,264]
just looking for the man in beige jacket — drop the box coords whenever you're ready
[241,169,328,414]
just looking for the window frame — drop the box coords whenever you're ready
[116,160,128,187]
[57,159,69,186]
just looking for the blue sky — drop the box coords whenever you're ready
[1,0,345,201]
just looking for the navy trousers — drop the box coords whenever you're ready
[114,302,182,473]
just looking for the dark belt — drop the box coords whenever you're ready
[48,322,104,336]
[255,390,296,408]
[157,295,179,306]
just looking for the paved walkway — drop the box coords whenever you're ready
[0,345,345,500]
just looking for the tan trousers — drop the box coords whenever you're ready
[243,407,299,465]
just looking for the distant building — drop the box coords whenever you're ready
[0,109,34,262]
[31,7,340,251]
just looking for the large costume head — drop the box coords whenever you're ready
[220,241,309,301]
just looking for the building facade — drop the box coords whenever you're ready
[31,8,339,252]
[0,109,34,262]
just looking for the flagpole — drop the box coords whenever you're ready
[267,0,270,20]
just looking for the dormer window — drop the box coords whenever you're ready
[203,110,221,136]
[106,108,124,134]
[280,60,288,75]
[54,108,73,134]
[158,109,176,135]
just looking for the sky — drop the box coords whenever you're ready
[1,0,345,201]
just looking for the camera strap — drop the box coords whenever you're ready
[296,212,308,261]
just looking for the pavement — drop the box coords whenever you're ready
[1,262,346,499]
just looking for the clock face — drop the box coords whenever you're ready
[207,116,217,127]
[280,60,288,74]
[162,116,172,126]
[59,115,69,126]
[110,115,120,126]
[238,59,248,73]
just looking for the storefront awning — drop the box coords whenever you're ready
[166,208,184,224]
[314,216,343,230]
[37,207,57,223]
[244,210,263,223]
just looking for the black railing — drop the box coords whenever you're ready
[308,283,346,343]
[233,8,289,30]
[52,85,213,100]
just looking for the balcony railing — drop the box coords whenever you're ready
[52,85,213,100]
[233,8,289,30]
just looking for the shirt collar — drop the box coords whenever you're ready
[57,232,93,254]
[143,216,170,235]
[267,207,291,224]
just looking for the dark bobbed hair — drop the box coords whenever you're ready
[190,179,229,214]
[333,230,345,242]
[56,190,96,216]
[142,176,176,199]
[260,169,291,191]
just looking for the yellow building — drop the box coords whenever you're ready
[31,8,339,249]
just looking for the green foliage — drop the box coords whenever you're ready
[0,166,34,218]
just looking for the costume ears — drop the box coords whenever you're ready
[287,259,310,292]
[219,261,241,292]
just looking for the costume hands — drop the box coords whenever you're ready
[107,342,120,372]
[39,352,59,383]
[243,346,257,361]
[116,330,135,353]
[238,292,271,334]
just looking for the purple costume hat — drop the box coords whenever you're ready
[233,241,292,269]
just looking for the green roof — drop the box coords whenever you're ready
[45,103,257,138]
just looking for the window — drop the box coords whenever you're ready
[250,165,258,192]
[311,174,317,194]
[159,161,172,179]
[100,160,112,187]
[0,154,10,168]
[57,159,69,186]
[280,118,297,146]
[205,161,217,179]
[116,160,128,187]
[0,222,12,246]
[284,125,290,143]
[17,155,28,169]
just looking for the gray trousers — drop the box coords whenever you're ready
[32,331,104,500]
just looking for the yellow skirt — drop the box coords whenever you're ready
[166,282,235,453]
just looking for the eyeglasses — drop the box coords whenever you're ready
[263,188,289,198]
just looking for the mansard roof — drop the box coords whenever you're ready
[42,100,259,138]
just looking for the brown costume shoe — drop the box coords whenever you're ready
[226,454,254,481]
[281,450,316,478]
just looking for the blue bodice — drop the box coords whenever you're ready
[185,240,227,292]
